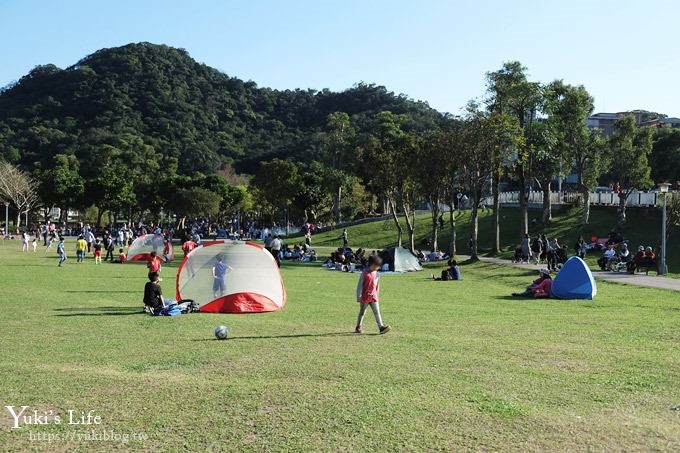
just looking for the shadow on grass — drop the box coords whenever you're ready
[64,290,140,293]
[191,332,375,341]
[53,306,142,316]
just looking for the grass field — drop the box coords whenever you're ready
[1,240,679,451]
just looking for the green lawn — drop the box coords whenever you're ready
[293,205,678,276]
[1,241,679,451]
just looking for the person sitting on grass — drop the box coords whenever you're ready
[432,259,462,281]
[143,271,165,315]
[512,269,552,298]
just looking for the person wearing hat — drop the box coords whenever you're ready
[512,269,552,298]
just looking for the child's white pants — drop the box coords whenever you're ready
[357,302,383,328]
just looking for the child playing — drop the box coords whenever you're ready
[147,251,162,277]
[118,248,127,263]
[93,239,103,264]
[163,237,172,262]
[355,255,391,334]
[57,237,67,267]
[31,237,37,252]
[75,235,88,262]
[212,254,233,299]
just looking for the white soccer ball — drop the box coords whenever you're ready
[214,325,229,340]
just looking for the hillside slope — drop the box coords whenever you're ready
[294,206,676,273]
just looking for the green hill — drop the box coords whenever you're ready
[0,42,441,174]
[293,206,677,274]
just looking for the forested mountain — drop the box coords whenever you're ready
[0,42,442,174]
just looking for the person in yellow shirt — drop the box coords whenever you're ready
[75,235,88,263]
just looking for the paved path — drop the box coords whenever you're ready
[458,255,680,292]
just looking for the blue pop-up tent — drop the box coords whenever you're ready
[551,256,597,300]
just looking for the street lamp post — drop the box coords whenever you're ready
[659,182,670,275]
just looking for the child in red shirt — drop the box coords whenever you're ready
[118,248,127,263]
[147,251,162,276]
[355,255,391,334]
[182,240,197,257]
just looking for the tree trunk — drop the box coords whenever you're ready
[518,167,529,238]
[380,193,390,216]
[448,198,457,257]
[429,194,440,252]
[491,171,501,255]
[617,192,628,227]
[332,186,342,224]
[469,192,480,260]
[581,186,591,224]
[542,180,552,223]
[400,199,415,252]
[388,197,403,247]
[16,212,21,229]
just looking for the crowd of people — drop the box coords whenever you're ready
[513,234,568,271]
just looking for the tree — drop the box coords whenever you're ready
[545,82,605,224]
[415,127,457,254]
[460,107,514,260]
[252,159,302,222]
[171,187,222,228]
[0,161,40,228]
[650,128,680,184]
[35,153,84,223]
[295,161,333,223]
[319,112,356,223]
[486,61,542,239]
[609,115,654,226]
[665,194,680,243]
[528,121,560,223]
[357,111,411,247]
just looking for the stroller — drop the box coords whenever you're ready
[606,254,629,273]
[512,246,529,264]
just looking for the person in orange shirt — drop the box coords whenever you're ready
[355,255,391,335]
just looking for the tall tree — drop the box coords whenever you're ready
[35,153,85,223]
[251,159,302,219]
[545,82,605,224]
[486,61,543,240]
[0,162,40,228]
[319,112,356,223]
[416,127,458,253]
[357,111,411,247]
[460,107,513,259]
[609,115,654,226]
[528,121,560,223]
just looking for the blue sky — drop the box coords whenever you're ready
[1,0,678,116]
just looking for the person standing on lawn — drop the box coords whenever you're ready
[355,255,391,335]
[147,251,163,278]
[57,237,67,267]
[75,235,88,262]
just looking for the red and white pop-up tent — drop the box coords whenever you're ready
[127,234,175,262]
[127,234,174,262]
[175,240,286,313]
